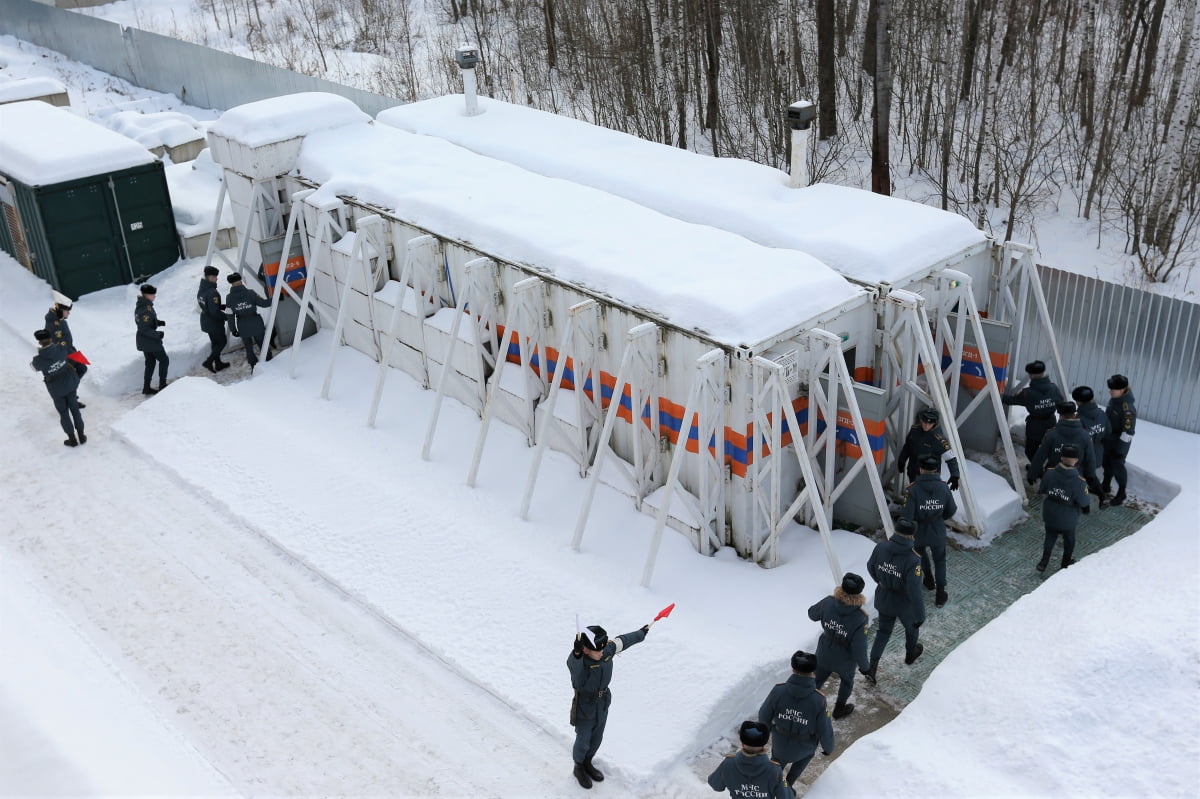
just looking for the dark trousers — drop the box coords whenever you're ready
[572,695,610,763]
[1040,525,1076,567]
[784,753,816,786]
[870,613,920,663]
[206,327,228,363]
[239,331,265,366]
[814,665,855,707]
[143,351,169,386]
[1102,444,1128,494]
[52,391,84,438]
[1025,416,1055,461]
[918,543,948,589]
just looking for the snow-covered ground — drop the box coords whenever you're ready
[2,31,1200,798]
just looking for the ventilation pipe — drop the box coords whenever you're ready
[455,44,482,116]
[787,100,816,188]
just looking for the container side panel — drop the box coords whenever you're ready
[36,180,126,297]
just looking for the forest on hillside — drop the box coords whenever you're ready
[173,0,1199,283]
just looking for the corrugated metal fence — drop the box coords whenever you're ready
[0,0,400,115]
[1018,265,1200,433]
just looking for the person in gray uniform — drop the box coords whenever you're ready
[806,573,871,719]
[31,330,85,446]
[902,456,958,608]
[567,622,650,789]
[226,273,273,371]
[1002,360,1065,460]
[866,517,926,680]
[1102,374,1137,506]
[198,266,231,373]
[1037,444,1092,572]
[134,284,169,395]
[757,651,834,789]
[707,721,795,799]
[1072,386,1109,472]
[1028,402,1101,495]
[895,407,960,489]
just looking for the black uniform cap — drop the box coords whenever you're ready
[894,518,917,536]
[919,455,941,471]
[585,625,608,650]
[841,572,865,595]
[1059,444,1080,459]
[140,284,157,295]
[791,650,818,673]
[1107,374,1129,390]
[739,720,771,748]
[227,273,243,284]
[1071,386,1094,403]
[1056,401,1077,416]
[918,407,939,424]
[204,265,220,277]
[34,329,51,342]
[1025,360,1046,375]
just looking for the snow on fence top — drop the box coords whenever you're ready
[0,101,155,186]
[0,76,67,103]
[378,96,990,285]
[299,122,865,346]
[207,92,370,148]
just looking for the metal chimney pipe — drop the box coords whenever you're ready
[786,100,816,188]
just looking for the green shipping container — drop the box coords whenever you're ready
[0,102,181,300]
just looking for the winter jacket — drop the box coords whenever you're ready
[1004,376,1065,447]
[226,283,271,340]
[197,278,227,334]
[707,750,795,799]
[1077,401,1110,466]
[807,588,871,675]
[1029,418,1098,484]
[901,473,957,548]
[896,424,959,480]
[757,674,834,766]
[1104,391,1137,455]
[43,307,76,351]
[30,343,80,399]
[867,534,926,625]
[1040,463,1091,530]
[566,628,646,726]
[134,296,166,353]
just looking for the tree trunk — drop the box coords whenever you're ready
[816,0,837,139]
[871,0,892,195]
[703,0,722,155]
[544,0,557,70]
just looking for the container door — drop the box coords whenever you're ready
[0,177,32,268]
[37,180,128,297]
[109,163,181,281]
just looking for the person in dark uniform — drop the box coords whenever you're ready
[1072,386,1109,474]
[1037,444,1092,572]
[865,518,926,681]
[134,284,169,395]
[198,266,231,373]
[225,273,273,371]
[1002,360,1065,460]
[707,721,795,799]
[806,573,871,719]
[757,651,834,789]
[30,330,85,446]
[902,456,958,608]
[1102,374,1137,506]
[567,623,649,789]
[44,298,87,407]
[1028,402,1101,495]
[895,407,960,489]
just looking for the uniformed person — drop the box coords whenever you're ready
[1002,360,1065,460]
[865,518,926,681]
[757,651,834,788]
[707,721,795,799]
[134,284,169,395]
[1028,402,1101,495]
[806,573,871,719]
[1101,374,1137,506]
[902,456,958,608]
[1072,386,1109,472]
[895,407,960,489]
[44,297,88,407]
[198,266,231,373]
[1037,444,1092,572]
[225,273,273,371]
[30,330,85,446]
[567,623,649,789]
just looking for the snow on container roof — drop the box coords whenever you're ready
[299,123,864,346]
[207,92,370,148]
[0,77,67,104]
[0,101,156,186]
[378,96,989,285]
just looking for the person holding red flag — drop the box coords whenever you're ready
[44,294,87,406]
[30,329,86,446]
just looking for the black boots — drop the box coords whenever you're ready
[78,432,87,445]
[923,572,935,591]
[1110,492,1126,506]
[573,763,592,789]
[142,385,158,395]
[831,701,855,719]
[203,357,217,373]
[1036,559,1048,572]
[216,360,231,371]
[583,759,604,782]
[905,643,925,665]
[862,659,879,685]
[64,437,78,447]
[935,588,948,607]
[1061,557,1076,568]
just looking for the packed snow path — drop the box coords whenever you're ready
[0,327,591,796]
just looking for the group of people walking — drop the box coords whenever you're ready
[30,267,275,444]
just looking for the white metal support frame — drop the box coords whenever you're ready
[288,195,349,378]
[995,242,1068,391]
[204,174,284,276]
[321,214,386,399]
[420,256,499,453]
[749,354,842,578]
[466,277,546,487]
[367,234,446,427]
[261,188,323,359]
[519,298,601,519]
[641,348,727,587]
[571,322,659,551]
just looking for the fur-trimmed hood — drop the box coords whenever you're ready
[834,586,866,606]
